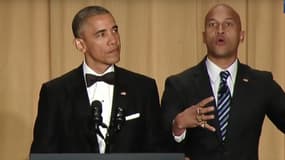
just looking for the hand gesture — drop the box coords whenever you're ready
[172,96,216,135]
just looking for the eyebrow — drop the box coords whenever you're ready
[95,29,106,35]
[95,25,118,35]
[207,17,235,22]
[112,25,118,30]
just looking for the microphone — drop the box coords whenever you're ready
[103,106,126,153]
[91,100,107,139]
[113,107,125,132]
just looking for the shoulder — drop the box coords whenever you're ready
[115,66,156,84]
[165,63,202,85]
[42,65,83,89]
[171,66,199,79]
[239,63,273,81]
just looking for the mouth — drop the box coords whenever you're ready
[215,36,225,46]
[108,47,120,54]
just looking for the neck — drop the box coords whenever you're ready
[84,55,115,73]
[207,55,237,69]
[85,61,112,74]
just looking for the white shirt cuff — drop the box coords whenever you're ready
[173,130,186,143]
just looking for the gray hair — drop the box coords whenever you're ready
[72,5,111,38]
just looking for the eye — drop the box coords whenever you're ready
[96,31,105,38]
[208,22,217,28]
[224,21,234,27]
[112,26,119,33]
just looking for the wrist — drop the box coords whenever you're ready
[172,114,186,136]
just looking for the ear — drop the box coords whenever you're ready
[73,38,86,53]
[202,31,206,44]
[239,30,245,42]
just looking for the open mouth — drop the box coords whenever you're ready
[216,37,225,45]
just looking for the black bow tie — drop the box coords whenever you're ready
[86,72,115,87]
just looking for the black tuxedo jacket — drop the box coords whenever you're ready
[161,59,285,160]
[31,65,164,153]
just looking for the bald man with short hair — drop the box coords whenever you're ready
[161,4,285,160]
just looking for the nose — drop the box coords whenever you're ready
[108,32,118,46]
[217,24,224,34]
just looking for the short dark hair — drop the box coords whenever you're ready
[72,5,111,38]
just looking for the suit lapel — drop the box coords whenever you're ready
[68,66,90,122]
[194,60,222,141]
[110,66,128,129]
[66,65,99,152]
[227,63,251,142]
[112,66,128,114]
[105,66,128,152]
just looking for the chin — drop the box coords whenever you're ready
[217,53,229,57]
[214,49,230,57]
[108,57,120,64]
[210,52,231,59]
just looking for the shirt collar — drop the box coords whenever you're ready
[206,57,238,83]
[83,60,115,76]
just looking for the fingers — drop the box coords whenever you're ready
[200,121,206,128]
[195,113,214,124]
[195,96,216,132]
[195,96,214,116]
[178,96,216,131]
[205,123,216,132]
[197,106,215,115]
[201,114,215,121]
[197,96,214,108]
[199,121,216,132]
[195,113,215,131]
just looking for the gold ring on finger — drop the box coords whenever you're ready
[200,121,207,128]
[196,107,201,115]
[196,114,202,122]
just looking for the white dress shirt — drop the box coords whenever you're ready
[206,58,237,102]
[83,61,114,153]
[173,58,238,142]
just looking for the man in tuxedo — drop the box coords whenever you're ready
[31,5,163,153]
[161,3,285,160]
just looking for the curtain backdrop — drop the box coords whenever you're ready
[0,0,284,160]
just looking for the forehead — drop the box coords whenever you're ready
[83,14,116,29]
[205,5,239,22]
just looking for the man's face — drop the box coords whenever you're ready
[79,13,121,72]
[203,5,244,59]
